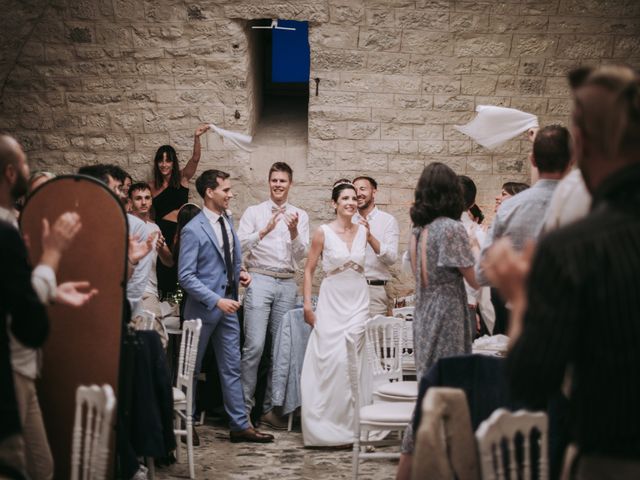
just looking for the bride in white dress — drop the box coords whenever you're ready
[300,180,371,446]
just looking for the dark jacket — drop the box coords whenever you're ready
[0,220,49,440]
[508,162,640,459]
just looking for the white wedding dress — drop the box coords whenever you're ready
[301,224,372,446]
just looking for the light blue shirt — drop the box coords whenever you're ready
[476,179,560,286]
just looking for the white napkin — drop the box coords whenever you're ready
[207,123,255,152]
[455,105,539,150]
[472,334,510,351]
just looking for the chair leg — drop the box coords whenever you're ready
[287,412,293,432]
[186,415,195,479]
[174,414,182,463]
[146,457,155,479]
[352,438,360,479]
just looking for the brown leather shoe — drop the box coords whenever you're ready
[229,427,274,443]
[260,410,289,431]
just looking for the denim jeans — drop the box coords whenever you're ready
[241,273,297,414]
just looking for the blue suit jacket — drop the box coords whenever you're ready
[178,210,242,324]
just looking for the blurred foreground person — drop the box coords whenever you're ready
[484,65,640,480]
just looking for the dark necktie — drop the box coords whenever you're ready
[217,216,235,297]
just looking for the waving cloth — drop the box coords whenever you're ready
[207,123,255,152]
[454,106,539,150]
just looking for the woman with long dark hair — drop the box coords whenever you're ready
[151,125,209,297]
[408,162,478,377]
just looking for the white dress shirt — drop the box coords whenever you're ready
[0,205,18,228]
[203,205,235,260]
[237,200,309,271]
[352,206,399,281]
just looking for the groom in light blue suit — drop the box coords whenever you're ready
[178,169,274,443]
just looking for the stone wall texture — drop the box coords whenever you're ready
[1,0,639,293]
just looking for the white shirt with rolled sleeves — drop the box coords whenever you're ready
[237,200,309,270]
[352,206,399,281]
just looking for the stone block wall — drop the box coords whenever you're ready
[1,0,639,293]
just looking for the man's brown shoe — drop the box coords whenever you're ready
[229,427,274,443]
[260,410,288,430]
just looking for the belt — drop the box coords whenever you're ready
[248,268,295,279]
[367,280,388,286]
[327,261,364,278]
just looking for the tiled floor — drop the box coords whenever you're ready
[154,419,399,480]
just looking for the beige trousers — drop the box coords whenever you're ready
[7,372,53,480]
[137,292,168,349]
[368,284,390,317]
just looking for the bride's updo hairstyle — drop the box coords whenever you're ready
[331,178,356,202]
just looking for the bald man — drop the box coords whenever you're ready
[0,135,95,479]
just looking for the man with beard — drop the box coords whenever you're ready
[352,176,399,316]
[237,162,309,429]
[0,134,96,479]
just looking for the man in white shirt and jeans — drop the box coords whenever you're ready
[352,176,399,317]
[237,162,309,429]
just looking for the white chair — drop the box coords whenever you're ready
[475,408,548,480]
[392,307,416,376]
[346,333,414,479]
[134,310,169,348]
[364,316,418,403]
[71,384,116,480]
[139,309,156,331]
[393,294,415,308]
[173,319,202,479]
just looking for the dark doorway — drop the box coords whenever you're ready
[247,19,309,142]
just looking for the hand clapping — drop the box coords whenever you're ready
[260,211,281,239]
[284,212,299,239]
[55,281,98,307]
[42,212,82,255]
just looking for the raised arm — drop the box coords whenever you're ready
[181,125,210,186]
[303,227,324,327]
[156,232,174,268]
[291,210,310,263]
[1,224,49,348]
[237,205,265,252]
[377,216,399,265]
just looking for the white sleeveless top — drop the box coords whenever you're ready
[320,224,366,275]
